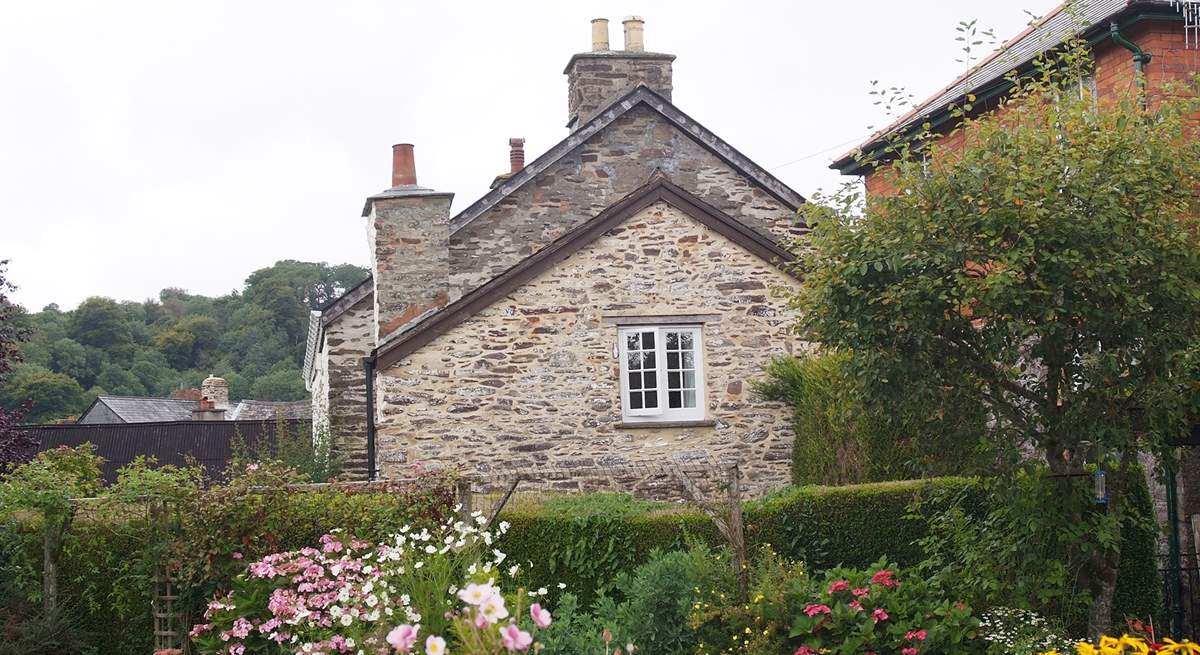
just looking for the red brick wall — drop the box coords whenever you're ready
[862,19,1196,196]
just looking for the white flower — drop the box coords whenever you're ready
[492,549,507,564]
[415,561,424,569]
[400,594,411,605]
[365,594,378,607]
[424,545,438,554]
[537,587,547,596]
[362,581,374,594]
[498,521,510,533]
[557,583,567,589]
[340,614,353,627]
[479,593,509,622]
[508,564,521,577]
[468,563,478,575]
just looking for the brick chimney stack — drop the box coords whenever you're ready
[509,138,525,173]
[363,143,454,340]
[564,15,674,130]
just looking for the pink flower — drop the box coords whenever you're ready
[530,603,552,629]
[870,569,898,589]
[229,618,253,639]
[188,623,211,638]
[852,587,871,597]
[902,648,919,655]
[803,603,832,617]
[871,608,889,622]
[387,624,419,653]
[500,624,533,652]
[827,580,850,593]
[849,600,864,611]
[229,644,245,655]
[231,551,243,560]
[905,629,927,642]
[475,610,491,629]
[794,647,815,655]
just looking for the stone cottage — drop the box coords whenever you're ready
[304,17,808,492]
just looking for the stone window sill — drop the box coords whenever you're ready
[616,419,718,430]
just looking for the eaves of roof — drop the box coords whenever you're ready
[373,173,799,370]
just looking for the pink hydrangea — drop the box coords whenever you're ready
[870,569,898,589]
[827,580,850,593]
[906,629,928,641]
[852,587,871,597]
[871,608,889,622]
[794,647,815,655]
[902,648,919,655]
[803,603,832,617]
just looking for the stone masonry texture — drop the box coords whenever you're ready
[377,200,803,497]
[370,194,454,339]
[449,104,805,300]
[565,52,674,128]
[317,296,374,479]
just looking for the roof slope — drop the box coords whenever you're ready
[228,399,311,421]
[832,0,1179,174]
[91,396,197,422]
[375,173,797,369]
[449,84,806,234]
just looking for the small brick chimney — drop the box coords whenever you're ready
[491,138,527,189]
[363,143,454,340]
[564,15,674,130]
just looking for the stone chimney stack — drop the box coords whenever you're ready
[563,15,674,130]
[363,143,454,340]
[200,374,230,410]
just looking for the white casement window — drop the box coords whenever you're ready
[618,325,705,422]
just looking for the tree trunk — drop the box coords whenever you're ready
[1084,450,1133,638]
[42,515,65,615]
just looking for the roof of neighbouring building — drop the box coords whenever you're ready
[79,395,310,423]
[831,0,1183,175]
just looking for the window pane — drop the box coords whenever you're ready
[680,332,694,349]
[628,371,641,390]
[641,352,656,369]
[642,371,657,389]
[666,332,679,349]
[667,352,680,369]
[626,333,640,350]
[668,371,680,389]
[627,352,641,370]
[641,331,655,349]
[682,352,694,368]
[668,390,682,408]
[682,371,695,389]
[682,390,696,407]
[644,391,658,408]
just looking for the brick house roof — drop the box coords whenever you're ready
[831,0,1182,175]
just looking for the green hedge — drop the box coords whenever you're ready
[498,476,1160,622]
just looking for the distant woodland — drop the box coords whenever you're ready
[0,260,368,424]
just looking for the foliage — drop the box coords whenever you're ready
[0,260,34,466]
[0,445,103,520]
[786,31,1200,633]
[0,260,368,423]
[978,607,1074,655]
[910,467,1160,633]
[193,522,554,655]
[230,417,340,484]
[755,352,993,485]
[787,560,980,655]
[689,546,808,655]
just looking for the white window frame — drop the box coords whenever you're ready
[617,325,706,423]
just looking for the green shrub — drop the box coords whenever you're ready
[755,353,994,486]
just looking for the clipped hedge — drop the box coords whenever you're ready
[498,476,1160,624]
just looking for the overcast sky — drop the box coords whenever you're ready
[1,0,1040,311]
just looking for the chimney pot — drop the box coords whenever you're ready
[591,18,610,51]
[508,138,525,173]
[391,143,417,187]
[622,16,645,52]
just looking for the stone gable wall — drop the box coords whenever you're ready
[321,296,374,479]
[449,104,805,299]
[377,200,804,497]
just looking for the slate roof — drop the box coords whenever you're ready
[80,395,310,423]
[831,0,1181,174]
[228,400,311,421]
[89,395,197,422]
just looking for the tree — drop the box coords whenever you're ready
[787,43,1200,634]
[47,338,89,382]
[0,261,35,467]
[249,362,306,401]
[0,445,104,613]
[70,297,133,352]
[0,365,86,424]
